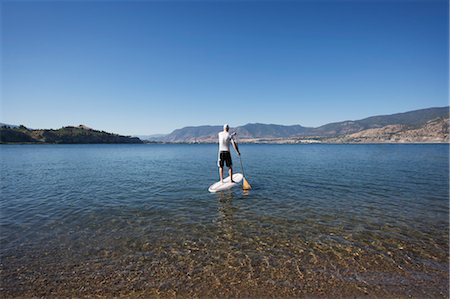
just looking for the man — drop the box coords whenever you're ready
[218,124,240,183]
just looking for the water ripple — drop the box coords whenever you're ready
[0,144,448,298]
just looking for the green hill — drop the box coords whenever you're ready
[0,125,143,144]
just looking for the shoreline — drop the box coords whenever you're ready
[1,141,449,145]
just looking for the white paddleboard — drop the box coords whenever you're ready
[208,173,243,193]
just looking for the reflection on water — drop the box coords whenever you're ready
[0,144,448,298]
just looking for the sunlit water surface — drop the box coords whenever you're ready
[1,144,448,298]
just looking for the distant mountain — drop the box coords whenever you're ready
[160,124,310,142]
[324,117,449,143]
[158,107,449,142]
[0,125,143,144]
[236,123,310,138]
[134,134,168,141]
[162,125,223,142]
[0,123,19,128]
[309,106,449,137]
[132,134,170,143]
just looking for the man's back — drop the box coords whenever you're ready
[218,131,231,152]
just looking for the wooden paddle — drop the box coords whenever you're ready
[232,132,251,190]
[239,155,252,190]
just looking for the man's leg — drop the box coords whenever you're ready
[226,152,234,182]
[229,166,234,183]
[219,167,224,183]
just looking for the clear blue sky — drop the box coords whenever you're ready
[1,0,448,135]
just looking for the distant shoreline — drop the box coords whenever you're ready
[2,141,448,145]
[2,107,448,145]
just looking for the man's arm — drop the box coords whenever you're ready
[231,139,240,156]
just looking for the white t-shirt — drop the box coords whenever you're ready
[218,131,233,152]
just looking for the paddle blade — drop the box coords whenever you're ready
[242,177,252,190]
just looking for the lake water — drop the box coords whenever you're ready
[0,144,448,298]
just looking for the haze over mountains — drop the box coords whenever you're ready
[155,107,449,143]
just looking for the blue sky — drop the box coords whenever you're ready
[1,0,448,135]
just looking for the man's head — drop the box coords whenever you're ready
[223,124,229,132]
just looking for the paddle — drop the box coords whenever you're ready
[239,154,252,190]
[232,132,251,190]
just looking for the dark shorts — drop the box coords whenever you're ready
[218,151,232,168]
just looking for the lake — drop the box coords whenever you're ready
[0,144,448,298]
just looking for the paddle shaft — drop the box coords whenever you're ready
[233,134,244,176]
[235,134,251,190]
[239,155,246,178]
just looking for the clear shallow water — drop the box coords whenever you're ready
[0,144,448,298]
